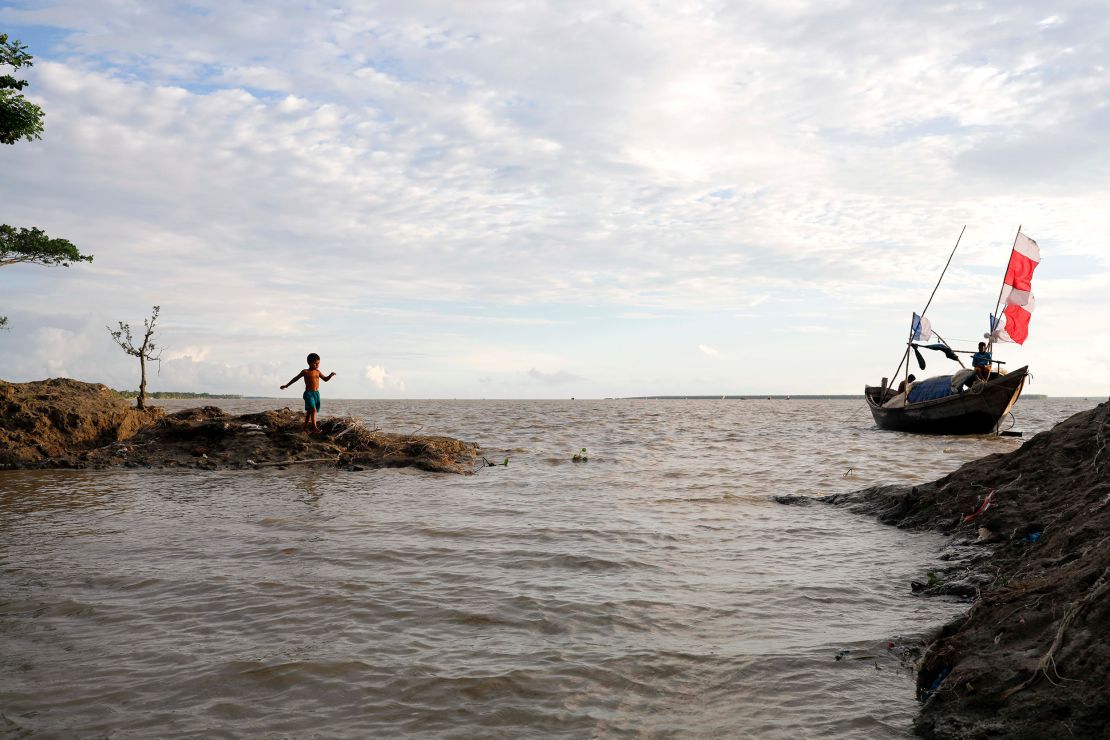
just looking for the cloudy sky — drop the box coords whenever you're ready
[2,0,1108,398]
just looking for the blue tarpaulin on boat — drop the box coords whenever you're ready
[908,376,955,403]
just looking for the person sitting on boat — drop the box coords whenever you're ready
[896,374,917,394]
[972,342,992,382]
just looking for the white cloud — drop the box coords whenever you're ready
[164,346,211,363]
[156,357,287,394]
[365,365,405,393]
[698,344,720,357]
[527,368,584,385]
[31,327,89,377]
[1,1,1108,395]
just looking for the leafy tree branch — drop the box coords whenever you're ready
[1,35,89,330]
[0,224,93,267]
[0,33,44,144]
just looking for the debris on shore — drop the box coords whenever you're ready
[1,379,479,474]
[819,400,1110,738]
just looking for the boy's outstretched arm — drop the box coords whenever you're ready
[322,371,336,381]
[280,370,305,389]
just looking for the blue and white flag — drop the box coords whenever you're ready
[911,312,933,342]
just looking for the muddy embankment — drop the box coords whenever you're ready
[782,400,1110,738]
[1,378,479,474]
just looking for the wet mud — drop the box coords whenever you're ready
[1,379,479,474]
[801,400,1110,738]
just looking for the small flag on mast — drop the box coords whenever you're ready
[989,233,1040,345]
[911,312,933,342]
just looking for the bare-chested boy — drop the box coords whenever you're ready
[281,353,336,433]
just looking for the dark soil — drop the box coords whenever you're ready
[1,378,161,466]
[1,379,480,474]
[800,400,1110,738]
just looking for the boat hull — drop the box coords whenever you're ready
[865,366,1028,435]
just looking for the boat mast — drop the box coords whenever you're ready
[987,225,1022,355]
[885,226,966,400]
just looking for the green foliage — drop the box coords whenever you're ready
[0,33,34,84]
[0,89,44,144]
[0,37,87,333]
[572,447,588,463]
[0,224,93,267]
[0,33,44,145]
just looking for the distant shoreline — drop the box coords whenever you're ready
[111,390,244,400]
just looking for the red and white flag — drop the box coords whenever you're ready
[990,233,1040,344]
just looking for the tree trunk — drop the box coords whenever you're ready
[138,354,147,410]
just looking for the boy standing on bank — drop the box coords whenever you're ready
[281,353,336,433]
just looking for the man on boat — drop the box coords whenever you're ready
[896,374,917,394]
[972,342,992,382]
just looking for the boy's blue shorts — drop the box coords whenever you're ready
[303,390,321,412]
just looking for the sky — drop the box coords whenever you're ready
[2,0,1109,398]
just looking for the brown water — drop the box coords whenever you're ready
[0,398,1095,737]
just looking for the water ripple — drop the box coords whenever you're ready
[0,398,1092,737]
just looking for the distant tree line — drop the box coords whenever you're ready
[111,390,243,400]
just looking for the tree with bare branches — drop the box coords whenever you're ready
[108,306,163,410]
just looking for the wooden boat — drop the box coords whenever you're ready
[867,226,1040,435]
[866,366,1027,434]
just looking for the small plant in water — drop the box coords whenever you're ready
[572,448,588,463]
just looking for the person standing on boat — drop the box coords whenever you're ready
[972,342,992,382]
